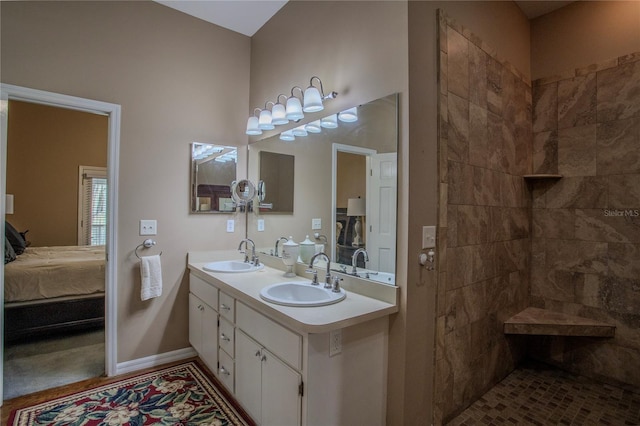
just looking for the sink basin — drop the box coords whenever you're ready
[203,260,264,273]
[260,281,346,307]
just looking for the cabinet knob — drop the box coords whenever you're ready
[261,354,267,362]
[219,366,230,376]
[255,350,261,357]
[220,333,231,342]
[220,303,231,311]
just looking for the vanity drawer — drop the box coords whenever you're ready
[190,273,218,308]
[219,291,235,322]
[219,317,235,357]
[236,302,302,370]
[218,349,234,392]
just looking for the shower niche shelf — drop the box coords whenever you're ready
[504,307,615,337]
[523,174,563,180]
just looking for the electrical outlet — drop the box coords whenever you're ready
[140,220,157,236]
[312,218,322,230]
[257,219,265,232]
[422,225,436,249]
[329,329,342,356]
[226,219,235,233]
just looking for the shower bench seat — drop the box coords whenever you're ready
[504,307,615,337]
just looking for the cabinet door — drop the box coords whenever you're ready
[235,331,262,424]
[189,293,203,353]
[262,347,302,426]
[200,303,218,373]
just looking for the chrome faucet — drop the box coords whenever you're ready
[308,252,332,288]
[351,248,369,275]
[274,236,288,257]
[238,238,257,264]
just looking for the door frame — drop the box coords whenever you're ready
[0,84,120,404]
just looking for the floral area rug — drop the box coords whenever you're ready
[9,361,250,426]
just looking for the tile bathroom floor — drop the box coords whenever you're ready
[447,360,640,425]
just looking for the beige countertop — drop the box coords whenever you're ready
[188,250,399,334]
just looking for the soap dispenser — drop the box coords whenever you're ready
[281,237,299,278]
[299,235,315,264]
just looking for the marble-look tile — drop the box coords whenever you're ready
[532,208,575,240]
[545,240,608,274]
[447,93,469,163]
[501,173,528,208]
[448,161,474,205]
[486,57,503,116]
[558,124,597,176]
[457,205,489,246]
[497,239,529,275]
[608,243,640,280]
[438,231,448,272]
[469,43,487,108]
[501,68,517,126]
[568,342,640,388]
[608,174,640,209]
[503,207,530,241]
[437,271,447,317]
[533,130,559,174]
[597,117,640,175]
[440,51,448,95]
[439,183,448,227]
[486,111,504,172]
[447,245,474,289]
[468,104,488,168]
[470,316,491,355]
[575,208,640,243]
[558,73,596,129]
[453,282,487,329]
[533,82,558,133]
[447,205,458,248]
[501,121,517,175]
[471,243,497,284]
[473,167,501,207]
[535,270,583,303]
[597,60,640,123]
[545,176,608,209]
[618,51,640,65]
[447,27,469,100]
[445,289,457,332]
[575,57,618,76]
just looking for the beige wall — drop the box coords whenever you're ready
[6,100,108,246]
[531,1,640,80]
[1,1,251,361]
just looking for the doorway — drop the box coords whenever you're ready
[0,84,120,404]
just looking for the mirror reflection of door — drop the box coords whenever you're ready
[336,151,366,267]
[4,99,107,399]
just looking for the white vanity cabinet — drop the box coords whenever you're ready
[189,275,219,373]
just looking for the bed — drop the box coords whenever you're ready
[4,245,106,342]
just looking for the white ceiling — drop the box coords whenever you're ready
[155,1,575,37]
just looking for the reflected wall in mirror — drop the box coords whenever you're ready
[247,94,398,283]
[258,151,294,213]
[190,143,238,213]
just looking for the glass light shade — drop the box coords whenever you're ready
[305,120,322,133]
[246,116,262,135]
[338,107,358,122]
[303,86,324,112]
[292,125,308,137]
[320,114,338,129]
[286,97,304,120]
[271,103,288,125]
[280,130,295,141]
[258,109,275,130]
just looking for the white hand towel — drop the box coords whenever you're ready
[140,254,162,301]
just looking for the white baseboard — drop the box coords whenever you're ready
[115,347,197,375]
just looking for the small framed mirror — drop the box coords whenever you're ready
[190,142,237,213]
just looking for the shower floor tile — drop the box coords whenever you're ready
[447,361,640,425]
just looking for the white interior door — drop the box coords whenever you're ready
[366,152,397,273]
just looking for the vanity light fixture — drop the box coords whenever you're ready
[305,119,322,133]
[320,114,338,129]
[286,87,304,121]
[292,125,308,137]
[271,94,289,125]
[303,76,338,113]
[258,101,275,130]
[246,108,263,135]
[280,129,295,141]
[338,107,358,122]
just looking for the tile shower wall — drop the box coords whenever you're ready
[436,12,532,424]
[530,52,640,388]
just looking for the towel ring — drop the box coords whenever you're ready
[135,239,163,259]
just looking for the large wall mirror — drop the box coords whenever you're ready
[247,93,398,284]
[190,143,238,213]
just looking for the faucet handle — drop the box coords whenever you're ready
[332,276,343,293]
[305,268,319,285]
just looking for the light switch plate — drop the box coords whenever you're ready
[312,218,322,230]
[257,219,265,232]
[140,220,157,236]
[422,226,436,249]
[226,219,235,233]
